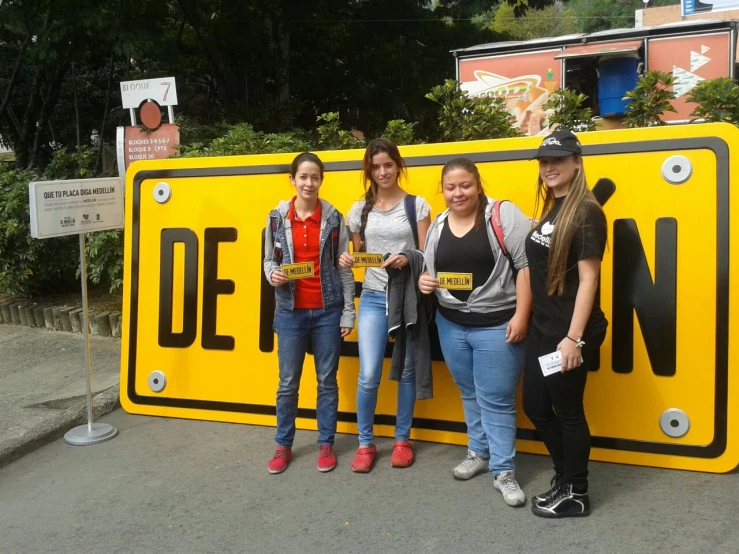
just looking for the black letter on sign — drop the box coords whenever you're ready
[612,218,677,376]
[202,227,237,351]
[159,228,199,348]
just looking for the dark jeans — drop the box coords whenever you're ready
[522,326,603,490]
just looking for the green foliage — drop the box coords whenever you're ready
[425,79,519,141]
[492,2,579,41]
[566,0,680,34]
[42,147,98,180]
[178,123,314,157]
[543,89,595,132]
[383,119,419,146]
[0,166,78,297]
[176,117,235,149]
[686,77,739,125]
[623,71,677,128]
[316,113,364,150]
[84,230,124,294]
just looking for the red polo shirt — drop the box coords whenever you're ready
[287,198,323,309]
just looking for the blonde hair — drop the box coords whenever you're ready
[533,155,605,296]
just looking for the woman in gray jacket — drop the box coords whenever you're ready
[263,152,355,475]
[418,158,531,508]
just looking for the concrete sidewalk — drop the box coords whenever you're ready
[0,409,738,553]
[0,325,121,468]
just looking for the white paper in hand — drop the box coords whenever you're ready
[538,350,584,377]
[538,351,564,377]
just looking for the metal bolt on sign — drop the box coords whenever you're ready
[660,408,690,438]
[148,370,167,393]
[661,155,692,185]
[153,182,172,203]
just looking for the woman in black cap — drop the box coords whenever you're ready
[523,129,608,518]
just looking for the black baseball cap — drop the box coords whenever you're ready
[532,129,582,159]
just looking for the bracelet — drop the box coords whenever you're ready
[566,335,586,348]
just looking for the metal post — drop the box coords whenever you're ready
[167,105,175,124]
[63,233,118,445]
[129,108,137,126]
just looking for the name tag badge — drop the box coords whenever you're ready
[437,272,473,290]
[538,351,585,377]
[352,252,384,267]
[281,262,315,280]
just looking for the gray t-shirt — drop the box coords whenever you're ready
[347,196,431,291]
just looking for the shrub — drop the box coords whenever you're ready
[178,123,314,157]
[42,147,98,180]
[316,112,364,150]
[84,230,124,294]
[383,119,419,146]
[622,71,677,128]
[425,79,519,141]
[686,77,739,125]
[543,89,596,132]
[0,166,79,297]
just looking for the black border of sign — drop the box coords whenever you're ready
[127,137,729,459]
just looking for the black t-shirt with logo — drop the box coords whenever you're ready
[525,196,608,340]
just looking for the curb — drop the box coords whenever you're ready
[0,384,121,470]
[0,298,121,338]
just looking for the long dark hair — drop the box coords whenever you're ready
[441,157,488,228]
[290,152,324,179]
[358,138,407,242]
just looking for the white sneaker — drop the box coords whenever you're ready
[494,470,526,507]
[451,450,489,480]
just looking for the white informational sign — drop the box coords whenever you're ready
[120,77,178,109]
[28,178,124,239]
[682,0,739,16]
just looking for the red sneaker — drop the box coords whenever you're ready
[317,445,337,472]
[391,441,414,468]
[351,445,377,473]
[267,446,292,474]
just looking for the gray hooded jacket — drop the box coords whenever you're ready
[423,198,530,314]
[263,199,355,329]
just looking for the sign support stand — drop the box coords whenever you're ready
[63,232,118,446]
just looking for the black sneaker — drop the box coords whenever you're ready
[531,483,590,518]
[533,473,564,505]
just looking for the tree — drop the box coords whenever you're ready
[566,0,681,34]
[492,2,579,41]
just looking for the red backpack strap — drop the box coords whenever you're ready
[490,200,517,278]
[490,200,507,256]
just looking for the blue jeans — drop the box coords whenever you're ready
[273,306,342,448]
[356,289,416,445]
[436,311,524,477]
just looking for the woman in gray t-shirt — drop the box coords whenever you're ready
[339,138,431,473]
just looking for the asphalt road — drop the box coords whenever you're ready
[1,409,737,553]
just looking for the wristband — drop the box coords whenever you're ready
[566,335,586,349]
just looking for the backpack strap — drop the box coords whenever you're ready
[329,211,340,261]
[269,211,283,264]
[404,194,419,249]
[490,200,517,279]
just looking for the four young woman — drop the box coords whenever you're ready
[264,129,608,519]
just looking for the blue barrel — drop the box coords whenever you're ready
[598,57,639,117]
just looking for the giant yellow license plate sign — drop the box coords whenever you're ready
[122,123,739,473]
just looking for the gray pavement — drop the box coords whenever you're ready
[0,325,121,467]
[1,325,738,553]
[1,409,738,553]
